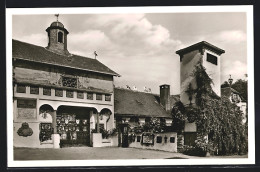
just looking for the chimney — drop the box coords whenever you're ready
[160,84,170,112]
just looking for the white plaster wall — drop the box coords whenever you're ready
[129,132,177,152]
[202,50,221,96]
[180,50,202,105]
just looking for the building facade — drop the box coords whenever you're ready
[13,20,119,148]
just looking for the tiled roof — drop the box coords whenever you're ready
[221,87,239,97]
[221,87,246,102]
[114,88,179,118]
[12,39,120,76]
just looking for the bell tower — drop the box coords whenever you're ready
[46,14,70,56]
[176,41,225,105]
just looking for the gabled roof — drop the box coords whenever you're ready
[114,88,179,118]
[221,87,246,102]
[12,39,120,76]
[176,41,225,56]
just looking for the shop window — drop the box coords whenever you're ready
[43,87,51,96]
[137,136,141,142]
[87,92,93,100]
[96,93,102,100]
[30,86,39,95]
[62,76,77,88]
[17,84,26,93]
[58,32,63,43]
[55,89,63,97]
[105,94,111,101]
[206,53,218,65]
[66,90,74,98]
[170,137,175,143]
[77,91,84,99]
[156,136,162,143]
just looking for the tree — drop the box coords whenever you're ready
[232,79,247,101]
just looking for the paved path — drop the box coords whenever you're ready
[13,147,247,160]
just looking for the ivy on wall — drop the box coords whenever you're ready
[172,59,248,155]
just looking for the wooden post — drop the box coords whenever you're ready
[97,112,100,133]
[53,110,57,134]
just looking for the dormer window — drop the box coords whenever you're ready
[58,32,63,43]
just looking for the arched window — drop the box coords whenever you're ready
[58,32,63,43]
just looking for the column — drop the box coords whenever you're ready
[53,110,57,134]
[97,112,100,133]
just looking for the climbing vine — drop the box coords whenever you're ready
[172,59,248,155]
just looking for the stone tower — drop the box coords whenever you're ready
[176,41,225,106]
[46,20,70,56]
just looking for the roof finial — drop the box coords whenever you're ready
[94,51,98,59]
[55,14,59,21]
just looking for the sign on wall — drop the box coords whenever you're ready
[17,99,37,119]
[17,108,37,119]
[142,132,154,145]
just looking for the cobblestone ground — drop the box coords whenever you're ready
[13,147,248,160]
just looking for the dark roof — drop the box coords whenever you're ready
[221,87,239,97]
[221,87,246,102]
[114,88,179,118]
[12,39,120,76]
[176,41,225,56]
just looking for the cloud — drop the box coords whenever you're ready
[221,60,247,83]
[13,33,47,47]
[214,30,246,43]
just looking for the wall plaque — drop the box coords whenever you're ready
[17,108,37,119]
[17,122,33,137]
[17,99,36,108]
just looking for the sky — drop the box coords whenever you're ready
[12,12,248,95]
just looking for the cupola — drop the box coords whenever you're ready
[46,15,70,56]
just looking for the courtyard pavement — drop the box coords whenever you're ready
[13,147,248,160]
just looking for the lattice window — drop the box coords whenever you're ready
[30,86,39,95]
[206,53,218,65]
[17,84,26,93]
[77,91,84,99]
[62,76,77,88]
[87,92,93,100]
[43,87,51,96]
[96,94,102,100]
[66,90,74,98]
[105,94,111,101]
[55,89,63,97]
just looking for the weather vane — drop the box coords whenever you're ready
[94,51,98,59]
[55,14,59,21]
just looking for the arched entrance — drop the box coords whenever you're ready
[56,106,96,147]
[39,104,54,143]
